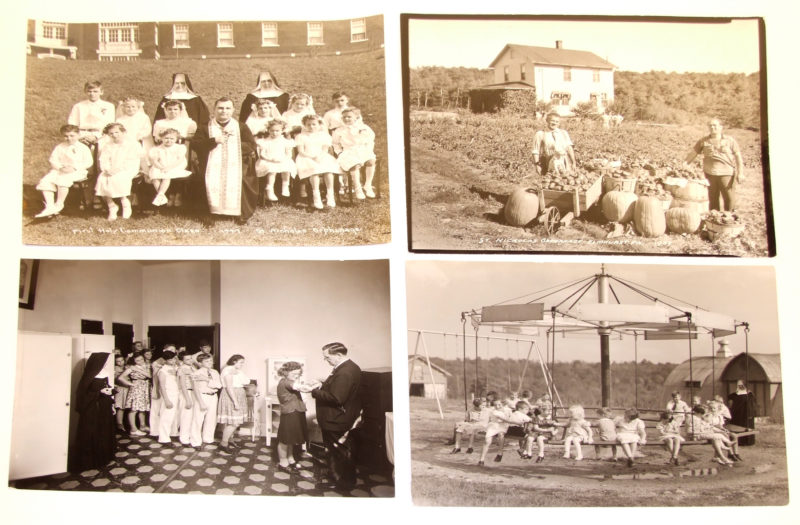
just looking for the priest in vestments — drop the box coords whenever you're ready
[192,97,258,224]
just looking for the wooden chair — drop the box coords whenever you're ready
[239,384,261,442]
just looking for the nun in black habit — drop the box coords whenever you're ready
[71,352,116,473]
[239,71,290,122]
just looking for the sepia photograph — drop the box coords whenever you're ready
[21,15,390,246]
[403,15,773,256]
[11,260,394,497]
[407,261,785,506]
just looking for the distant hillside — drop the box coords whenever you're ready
[408,67,761,128]
[423,357,676,410]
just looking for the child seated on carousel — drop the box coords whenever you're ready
[686,405,736,466]
[707,400,743,462]
[478,400,530,466]
[657,411,685,465]
[521,406,560,461]
[592,407,618,460]
[562,404,593,461]
[616,408,647,467]
[451,397,490,454]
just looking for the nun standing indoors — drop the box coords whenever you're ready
[72,352,116,473]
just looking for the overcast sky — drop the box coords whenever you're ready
[408,17,761,73]
[406,262,779,364]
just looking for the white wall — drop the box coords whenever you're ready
[18,260,144,339]
[535,65,614,108]
[141,261,214,331]
[219,260,391,391]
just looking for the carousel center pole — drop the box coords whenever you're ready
[598,270,612,407]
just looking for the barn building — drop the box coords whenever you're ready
[470,41,615,115]
[27,16,384,61]
[659,340,783,422]
[409,355,451,399]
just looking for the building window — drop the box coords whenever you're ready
[551,92,571,106]
[350,18,367,42]
[42,21,67,40]
[217,23,234,48]
[503,65,509,82]
[593,70,600,82]
[261,22,278,46]
[173,24,189,48]
[307,22,324,45]
[563,68,572,82]
[99,23,139,45]
[684,380,701,389]
[520,64,526,81]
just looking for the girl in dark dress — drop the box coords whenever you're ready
[275,361,319,472]
[72,352,116,473]
[239,71,290,122]
[728,380,757,445]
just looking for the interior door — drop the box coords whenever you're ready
[148,324,220,369]
[10,332,72,480]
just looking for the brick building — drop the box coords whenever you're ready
[27,16,384,61]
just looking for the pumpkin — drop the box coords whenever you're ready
[670,180,709,201]
[601,190,638,223]
[666,207,702,234]
[670,197,710,214]
[633,196,667,237]
[504,187,540,227]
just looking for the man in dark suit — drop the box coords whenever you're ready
[311,342,362,489]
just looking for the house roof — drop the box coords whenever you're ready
[489,43,616,70]
[408,355,452,377]
[473,81,536,90]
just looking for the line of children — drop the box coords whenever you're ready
[34,83,379,219]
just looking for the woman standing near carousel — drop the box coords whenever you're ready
[728,380,757,445]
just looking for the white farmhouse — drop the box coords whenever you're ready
[487,41,616,115]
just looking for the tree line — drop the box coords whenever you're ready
[409,66,761,128]
[424,357,676,411]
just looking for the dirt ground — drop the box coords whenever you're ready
[409,135,771,257]
[410,398,788,507]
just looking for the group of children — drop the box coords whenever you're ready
[112,342,224,449]
[34,81,378,218]
[451,389,744,468]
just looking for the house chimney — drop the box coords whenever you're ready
[716,339,732,358]
[555,40,563,49]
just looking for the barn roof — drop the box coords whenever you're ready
[663,353,782,386]
[726,353,782,383]
[408,355,452,377]
[489,44,616,70]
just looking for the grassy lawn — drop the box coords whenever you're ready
[21,51,390,246]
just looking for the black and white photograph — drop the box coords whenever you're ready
[21,15,390,246]
[403,15,773,256]
[11,260,394,497]
[407,261,786,506]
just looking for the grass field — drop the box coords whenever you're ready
[409,114,771,256]
[21,51,390,246]
[410,398,788,507]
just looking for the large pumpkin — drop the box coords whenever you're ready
[504,187,540,227]
[633,196,667,237]
[666,207,702,234]
[670,180,708,201]
[601,191,638,223]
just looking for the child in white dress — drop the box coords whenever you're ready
[282,93,316,137]
[657,411,685,465]
[255,119,296,202]
[113,97,154,175]
[562,404,593,461]
[332,108,377,199]
[451,398,490,454]
[34,125,93,217]
[148,128,192,206]
[616,408,647,467]
[152,100,196,207]
[245,98,281,137]
[95,123,142,220]
[295,114,340,210]
[522,406,560,461]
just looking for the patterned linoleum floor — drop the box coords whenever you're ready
[11,433,394,497]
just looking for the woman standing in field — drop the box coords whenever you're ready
[684,118,744,211]
[532,112,576,176]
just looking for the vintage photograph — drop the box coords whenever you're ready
[403,15,773,256]
[407,261,785,506]
[22,16,390,246]
[12,260,393,497]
